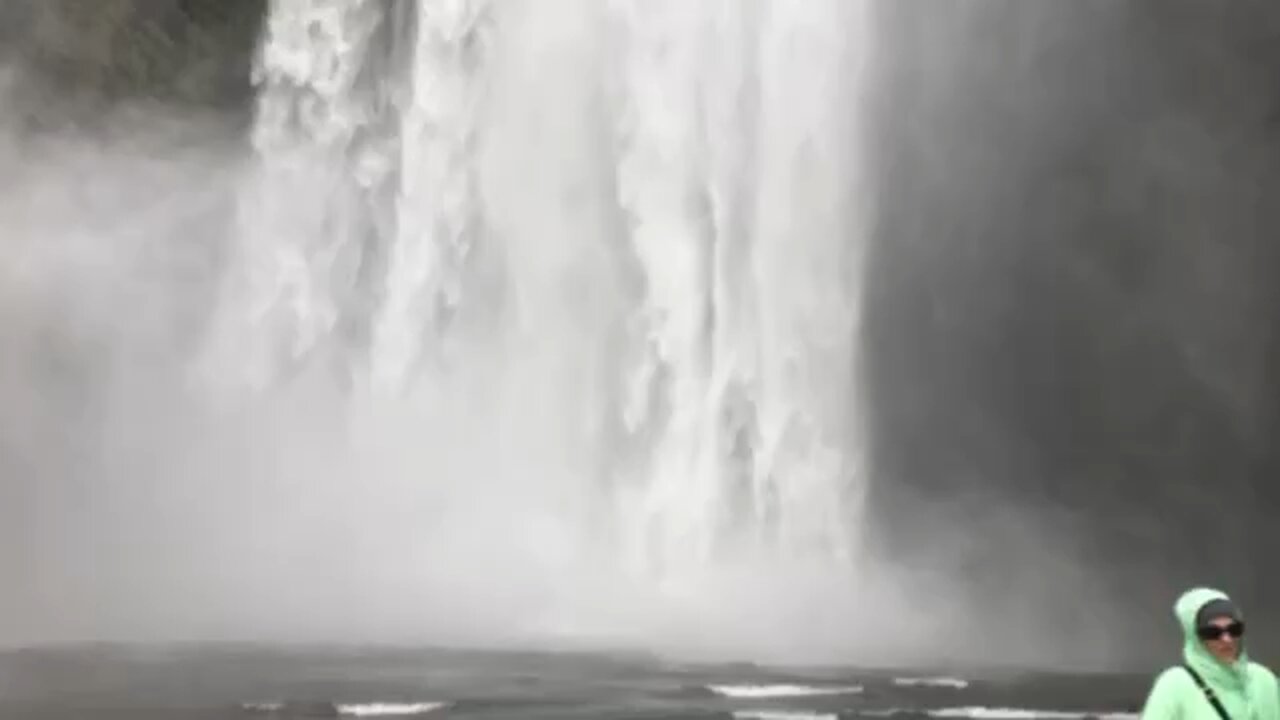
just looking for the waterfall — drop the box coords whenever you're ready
[219,0,397,388]
[606,0,867,581]
[205,0,871,644]
[371,0,491,388]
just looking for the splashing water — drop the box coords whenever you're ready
[199,0,873,653]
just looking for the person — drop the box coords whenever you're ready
[1141,587,1280,720]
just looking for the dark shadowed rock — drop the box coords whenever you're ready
[0,0,264,125]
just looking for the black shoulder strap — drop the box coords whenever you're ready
[1183,664,1234,720]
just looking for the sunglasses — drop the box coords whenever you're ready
[1197,622,1245,641]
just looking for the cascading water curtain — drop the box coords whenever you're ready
[211,0,870,609]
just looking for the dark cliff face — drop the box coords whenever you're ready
[0,0,264,122]
[864,0,1280,666]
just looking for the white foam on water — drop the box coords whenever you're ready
[926,708,1137,720]
[336,702,449,717]
[893,677,970,689]
[708,683,864,698]
[733,712,840,720]
[241,700,447,716]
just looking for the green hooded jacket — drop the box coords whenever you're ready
[1141,588,1280,720]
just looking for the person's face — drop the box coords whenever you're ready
[1198,615,1245,663]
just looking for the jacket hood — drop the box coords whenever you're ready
[1176,587,1250,690]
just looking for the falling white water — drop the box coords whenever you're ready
[211,0,397,388]
[204,0,872,642]
[606,0,867,583]
[371,0,492,388]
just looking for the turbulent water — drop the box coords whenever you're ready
[0,645,1147,720]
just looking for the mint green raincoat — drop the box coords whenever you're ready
[1141,588,1280,720]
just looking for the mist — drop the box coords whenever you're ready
[864,0,1280,670]
[3,0,1280,675]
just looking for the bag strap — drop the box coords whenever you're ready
[1183,664,1234,720]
